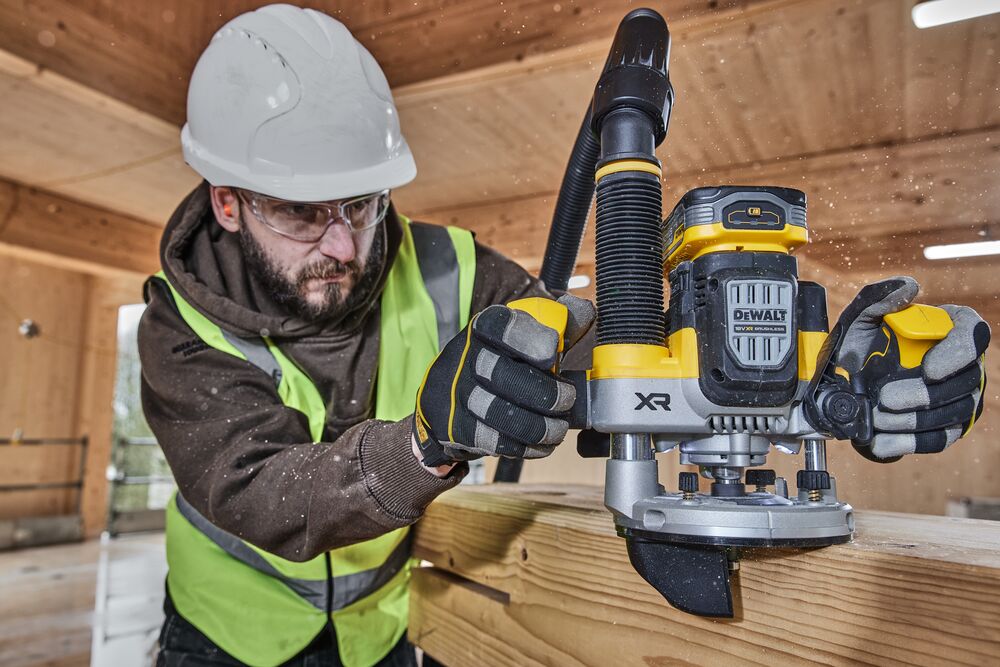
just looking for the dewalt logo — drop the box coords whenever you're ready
[732,309,787,322]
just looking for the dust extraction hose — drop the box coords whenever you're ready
[494,7,674,482]
[537,107,601,292]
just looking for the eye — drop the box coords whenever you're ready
[276,204,314,218]
[346,199,371,214]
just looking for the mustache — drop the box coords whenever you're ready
[297,258,359,283]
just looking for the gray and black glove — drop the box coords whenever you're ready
[413,294,595,466]
[836,277,989,460]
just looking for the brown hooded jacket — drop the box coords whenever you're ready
[138,182,552,561]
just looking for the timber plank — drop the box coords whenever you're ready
[411,484,1000,666]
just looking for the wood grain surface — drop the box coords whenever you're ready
[411,484,1000,666]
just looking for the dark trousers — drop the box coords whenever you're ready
[156,590,418,667]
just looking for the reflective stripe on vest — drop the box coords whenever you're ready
[411,223,462,350]
[174,492,412,612]
[220,329,282,386]
[151,218,475,667]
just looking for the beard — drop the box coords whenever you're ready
[239,222,387,323]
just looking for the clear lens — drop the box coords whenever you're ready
[257,200,329,238]
[342,192,388,232]
[249,191,389,241]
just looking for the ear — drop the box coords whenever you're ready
[209,186,241,233]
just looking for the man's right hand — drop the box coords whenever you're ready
[412,294,594,467]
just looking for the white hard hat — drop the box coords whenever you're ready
[181,4,416,202]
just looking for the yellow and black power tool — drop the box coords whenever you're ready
[493,8,957,618]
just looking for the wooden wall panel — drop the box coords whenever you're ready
[0,256,89,438]
[0,489,75,520]
[0,254,143,531]
[0,255,89,520]
[0,446,82,486]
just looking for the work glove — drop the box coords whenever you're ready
[413,294,595,467]
[835,276,989,460]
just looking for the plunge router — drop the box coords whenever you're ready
[588,184,950,617]
[497,7,957,618]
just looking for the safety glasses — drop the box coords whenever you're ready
[237,189,391,242]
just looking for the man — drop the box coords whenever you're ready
[141,5,988,667]
[141,6,592,666]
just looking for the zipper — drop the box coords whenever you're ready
[325,552,336,646]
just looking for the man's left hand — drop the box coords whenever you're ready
[836,277,990,460]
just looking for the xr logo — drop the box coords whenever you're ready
[635,392,671,411]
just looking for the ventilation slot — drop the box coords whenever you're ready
[709,415,777,433]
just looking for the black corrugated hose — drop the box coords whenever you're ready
[537,106,601,293]
[494,108,601,484]
[594,168,665,345]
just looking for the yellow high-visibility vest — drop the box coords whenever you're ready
[149,219,475,667]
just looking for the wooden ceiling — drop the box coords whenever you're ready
[0,0,763,126]
[398,0,1000,209]
[0,0,998,321]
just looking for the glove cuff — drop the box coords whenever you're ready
[412,418,456,467]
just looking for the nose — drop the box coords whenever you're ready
[317,222,356,263]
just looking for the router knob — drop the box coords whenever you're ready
[678,472,699,499]
[826,391,861,424]
[745,469,776,492]
[797,469,831,502]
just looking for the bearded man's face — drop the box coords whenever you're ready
[238,209,386,322]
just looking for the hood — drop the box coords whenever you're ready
[159,181,402,339]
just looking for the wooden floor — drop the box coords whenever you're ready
[0,532,166,667]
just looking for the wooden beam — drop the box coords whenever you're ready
[411,484,1000,666]
[0,178,161,277]
[76,274,145,537]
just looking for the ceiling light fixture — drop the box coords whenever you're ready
[923,240,1000,260]
[912,0,1000,29]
